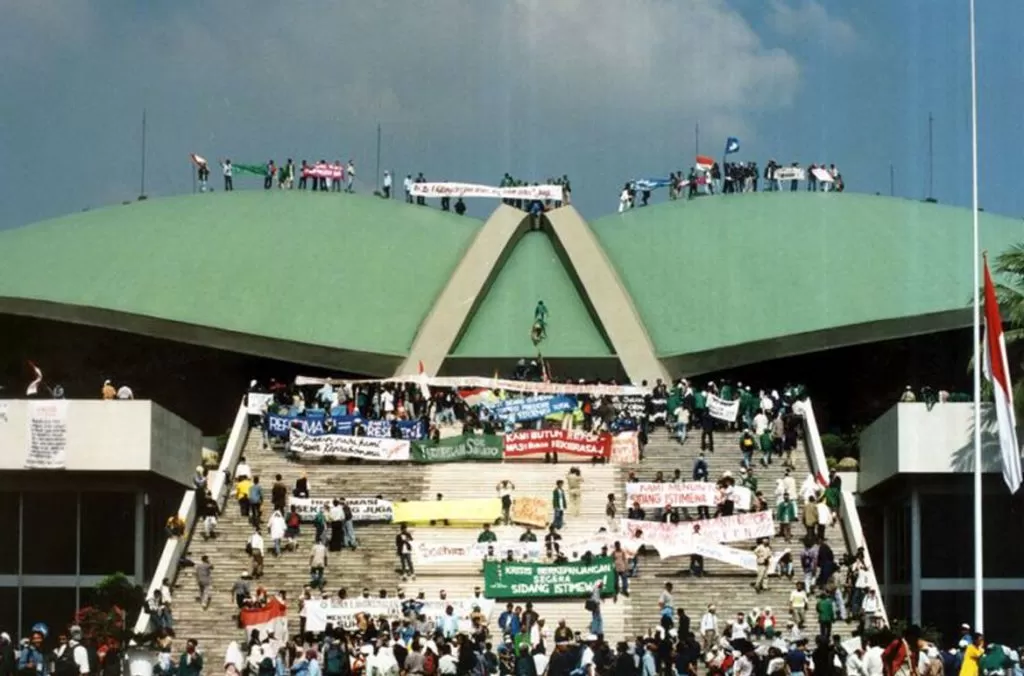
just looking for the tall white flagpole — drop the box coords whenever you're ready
[969,0,984,632]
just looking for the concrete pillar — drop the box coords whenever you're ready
[134,491,146,584]
[910,488,922,623]
[882,504,891,610]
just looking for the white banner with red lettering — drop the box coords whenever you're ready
[625,482,752,511]
[304,597,494,633]
[410,182,564,202]
[619,511,775,559]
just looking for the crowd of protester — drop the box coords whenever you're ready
[618,160,845,212]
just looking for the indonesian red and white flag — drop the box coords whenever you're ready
[25,362,42,396]
[983,258,1023,493]
[458,387,499,409]
[189,153,207,167]
[696,155,715,171]
[240,597,288,638]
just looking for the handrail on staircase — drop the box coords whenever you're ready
[132,398,251,638]
[800,398,889,627]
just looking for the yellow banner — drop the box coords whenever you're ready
[511,496,549,528]
[392,498,502,525]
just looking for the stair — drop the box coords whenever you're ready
[616,425,838,638]
[410,461,628,639]
[170,431,426,654]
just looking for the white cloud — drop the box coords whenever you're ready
[768,0,861,52]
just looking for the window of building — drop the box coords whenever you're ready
[21,492,77,575]
[22,586,78,640]
[919,493,973,578]
[0,492,19,574]
[81,492,134,575]
[0,589,17,638]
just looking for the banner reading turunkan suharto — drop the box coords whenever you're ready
[619,511,775,559]
[304,597,495,633]
[503,429,611,459]
[410,182,565,202]
[288,429,410,461]
[625,482,752,511]
[287,496,393,523]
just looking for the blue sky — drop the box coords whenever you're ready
[1,0,1022,227]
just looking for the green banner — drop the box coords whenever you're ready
[411,434,503,463]
[234,163,268,177]
[483,557,616,599]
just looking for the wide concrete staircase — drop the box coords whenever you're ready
[171,431,426,654]
[411,461,628,639]
[618,425,833,637]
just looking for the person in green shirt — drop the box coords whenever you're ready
[519,527,537,542]
[816,594,835,638]
[478,523,498,543]
[741,467,757,493]
[979,644,1011,676]
[776,493,797,542]
[178,640,204,676]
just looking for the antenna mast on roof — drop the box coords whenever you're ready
[139,109,148,201]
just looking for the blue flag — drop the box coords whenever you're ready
[724,137,740,154]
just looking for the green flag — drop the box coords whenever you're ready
[233,163,268,177]
[410,434,503,463]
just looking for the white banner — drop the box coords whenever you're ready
[304,597,495,633]
[625,482,752,511]
[414,541,543,564]
[610,432,640,464]
[25,400,69,469]
[246,392,274,415]
[812,167,835,183]
[294,374,647,398]
[682,541,786,572]
[287,496,393,522]
[619,512,775,559]
[707,394,740,422]
[410,182,564,202]
[772,167,806,181]
[289,429,410,461]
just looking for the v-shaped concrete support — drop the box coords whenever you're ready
[396,203,668,385]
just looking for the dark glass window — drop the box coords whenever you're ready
[0,589,17,639]
[0,492,19,573]
[81,492,134,575]
[22,587,77,641]
[22,492,76,575]
[919,493,973,578]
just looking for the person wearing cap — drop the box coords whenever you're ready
[700,604,717,650]
[18,629,47,675]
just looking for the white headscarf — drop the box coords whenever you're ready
[225,642,244,670]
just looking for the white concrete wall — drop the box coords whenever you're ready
[859,402,999,492]
[0,400,201,485]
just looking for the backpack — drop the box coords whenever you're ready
[54,648,78,676]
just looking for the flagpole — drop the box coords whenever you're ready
[969,0,984,632]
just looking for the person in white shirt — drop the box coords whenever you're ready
[752,411,769,436]
[116,384,134,400]
[800,474,821,503]
[700,604,718,649]
[618,187,631,213]
[532,648,548,676]
[735,652,755,676]
[789,581,809,629]
[345,161,356,193]
[248,528,265,577]
[382,171,393,199]
[729,613,749,640]
[863,641,885,676]
[268,511,287,556]
[846,642,867,676]
[438,645,458,675]
[235,457,252,481]
[776,469,797,505]
[404,175,414,203]
[381,389,395,417]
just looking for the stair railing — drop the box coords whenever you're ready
[131,398,251,638]
[799,398,889,627]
